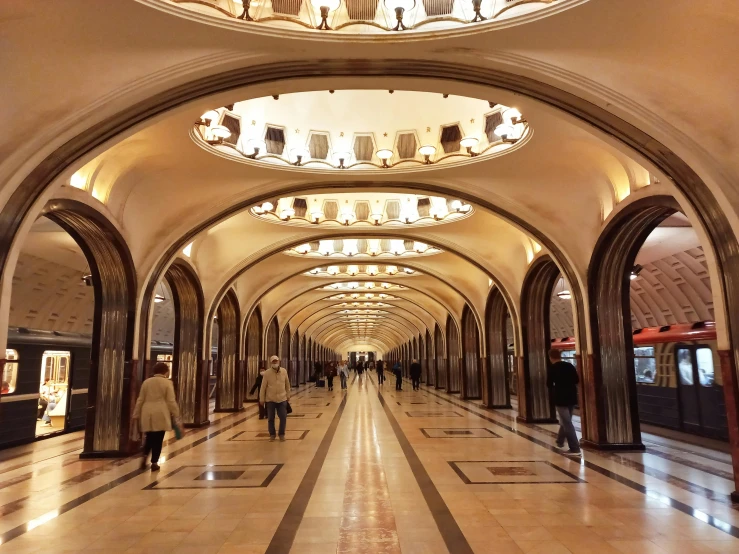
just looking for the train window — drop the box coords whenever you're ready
[696,347,715,387]
[3,349,18,394]
[41,351,71,389]
[156,354,173,378]
[634,346,656,384]
[561,350,577,368]
[677,347,694,385]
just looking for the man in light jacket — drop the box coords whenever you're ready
[260,355,291,442]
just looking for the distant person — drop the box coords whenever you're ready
[393,361,403,391]
[133,362,181,471]
[356,360,364,377]
[260,355,291,442]
[326,363,335,391]
[410,359,422,391]
[249,364,267,419]
[338,359,349,390]
[376,359,385,385]
[547,349,581,456]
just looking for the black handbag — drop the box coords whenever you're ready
[286,401,293,414]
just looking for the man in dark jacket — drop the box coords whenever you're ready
[249,366,267,419]
[410,359,422,390]
[376,359,385,385]
[547,349,581,456]
[393,362,403,390]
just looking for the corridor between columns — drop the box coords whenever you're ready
[0,375,738,553]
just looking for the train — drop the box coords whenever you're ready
[550,321,727,441]
[0,327,218,448]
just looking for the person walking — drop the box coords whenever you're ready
[133,362,181,471]
[326,363,335,391]
[338,359,349,390]
[376,359,385,385]
[547,349,581,456]
[410,359,422,391]
[260,355,291,442]
[393,361,403,391]
[249,364,267,419]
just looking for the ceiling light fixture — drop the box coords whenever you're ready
[494,123,520,144]
[333,151,350,169]
[234,0,254,20]
[310,0,340,29]
[208,125,231,145]
[199,110,220,127]
[460,136,479,156]
[291,147,310,166]
[630,264,643,281]
[280,208,295,220]
[385,0,415,30]
[418,145,436,164]
[376,149,393,168]
[154,294,165,303]
[470,0,486,21]
[246,139,266,159]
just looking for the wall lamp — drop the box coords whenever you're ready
[630,264,643,281]
[418,145,436,164]
[386,0,415,30]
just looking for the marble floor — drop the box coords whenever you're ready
[1,375,739,553]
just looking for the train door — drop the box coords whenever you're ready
[37,350,71,437]
[675,344,727,439]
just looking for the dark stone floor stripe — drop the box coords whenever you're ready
[374,378,475,554]
[0,384,314,545]
[419,385,739,539]
[265,389,349,554]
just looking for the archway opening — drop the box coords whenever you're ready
[590,199,733,453]
[4,204,135,455]
[244,308,263,402]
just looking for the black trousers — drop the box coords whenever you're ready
[327,375,334,390]
[412,376,420,390]
[144,431,166,464]
[395,375,402,390]
[377,370,384,384]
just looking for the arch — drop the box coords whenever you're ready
[425,329,435,387]
[435,322,447,390]
[484,286,512,409]
[34,200,138,456]
[587,196,699,450]
[519,255,560,423]
[162,259,207,426]
[215,289,242,412]
[243,306,262,401]
[280,325,291,382]
[265,317,279,362]
[462,305,482,400]
[290,329,299,387]
[446,314,461,394]
[418,333,426,383]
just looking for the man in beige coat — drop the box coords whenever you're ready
[260,355,291,441]
[133,363,180,470]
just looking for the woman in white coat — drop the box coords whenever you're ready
[133,362,180,471]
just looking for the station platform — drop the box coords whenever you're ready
[0,376,737,553]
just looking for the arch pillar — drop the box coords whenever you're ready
[244,307,262,402]
[462,306,482,400]
[484,287,512,409]
[214,290,242,412]
[163,260,208,427]
[41,201,137,457]
[519,256,559,424]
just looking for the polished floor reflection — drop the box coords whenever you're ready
[1,374,738,553]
